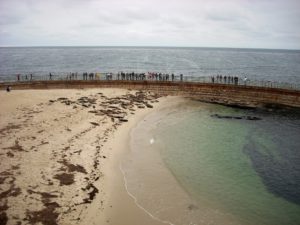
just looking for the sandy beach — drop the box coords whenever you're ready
[0,88,170,225]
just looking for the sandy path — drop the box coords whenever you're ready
[0,88,165,225]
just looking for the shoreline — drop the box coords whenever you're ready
[80,95,175,225]
[0,88,168,225]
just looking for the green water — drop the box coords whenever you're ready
[153,102,300,225]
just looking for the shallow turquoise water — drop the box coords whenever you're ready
[152,102,300,225]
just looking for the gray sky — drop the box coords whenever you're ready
[0,0,299,49]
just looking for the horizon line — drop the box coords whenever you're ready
[0,45,299,51]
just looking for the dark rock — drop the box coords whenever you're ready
[53,173,74,186]
[145,103,153,108]
[211,114,261,121]
[57,97,68,101]
[0,212,8,225]
[6,152,14,157]
[26,201,59,225]
[246,116,261,120]
[83,183,99,203]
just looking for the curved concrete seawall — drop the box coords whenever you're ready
[2,80,300,108]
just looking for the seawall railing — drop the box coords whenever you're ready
[1,72,300,91]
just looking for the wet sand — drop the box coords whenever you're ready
[0,88,168,225]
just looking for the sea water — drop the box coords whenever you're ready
[122,100,300,225]
[1,47,300,83]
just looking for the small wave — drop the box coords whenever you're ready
[119,164,175,225]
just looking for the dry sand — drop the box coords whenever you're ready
[0,88,169,225]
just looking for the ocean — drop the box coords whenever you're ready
[123,100,300,225]
[0,47,300,83]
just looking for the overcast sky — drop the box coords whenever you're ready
[0,0,299,49]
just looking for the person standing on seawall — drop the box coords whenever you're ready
[234,76,238,85]
[243,76,248,85]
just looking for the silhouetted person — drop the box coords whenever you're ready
[243,76,248,85]
[234,76,238,85]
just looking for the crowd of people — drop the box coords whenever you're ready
[116,72,183,81]
[15,72,247,85]
[16,74,34,81]
[78,72,183,81]
[211,75,240,85]
[45,72,184,81]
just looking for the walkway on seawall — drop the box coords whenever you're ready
[1,80,300,109]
